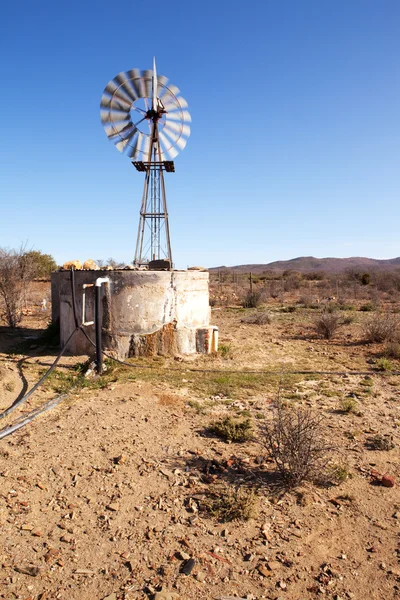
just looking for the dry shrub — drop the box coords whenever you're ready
[242,290,262,308]
[384,341,400,359]
[210,416,253,442]
[0,246,36,327]
[240,311,271,325]
[298,295,319,309]
[203,484,258,522]
[263,402,330,486]
[362,312,400,343]
[366,434,395,451]
[314,311,341,339]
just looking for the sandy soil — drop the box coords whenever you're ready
[0,291,400,600]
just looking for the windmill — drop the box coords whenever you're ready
[100,58,191,269]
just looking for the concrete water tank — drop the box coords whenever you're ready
[51,269,218,358]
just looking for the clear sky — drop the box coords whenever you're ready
[1,0,399,268]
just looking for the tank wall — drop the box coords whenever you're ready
[51,270,212,357]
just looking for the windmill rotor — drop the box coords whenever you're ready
[100,64,191,161]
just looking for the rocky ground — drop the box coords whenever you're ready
[0,291,400,600]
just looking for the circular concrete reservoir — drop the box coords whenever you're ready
[51,269,218,358]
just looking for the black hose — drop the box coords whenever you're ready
[0,326,79,420]
[0,393,68,440]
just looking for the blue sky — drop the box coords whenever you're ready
[1,0,399,268]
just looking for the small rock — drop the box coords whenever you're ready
[20,524,34,531]
[74,569,95,575]
[106,503,120,512]
[268,560,281,571]
[258,564,273,577]
[103,594,117,600]
[195,571,206,582]
[180,558,196,575]
[382,475,395,488]
[278,580,287,589]
[177,550,191,561]
[14,565,40,577]
[154,591,181,600]
[60,534,73,544]
[44,548,60,562]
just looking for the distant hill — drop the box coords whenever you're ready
[210,256,400,274]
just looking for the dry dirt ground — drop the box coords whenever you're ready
[0,287,400,600]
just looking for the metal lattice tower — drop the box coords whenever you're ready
[100,58,191,268]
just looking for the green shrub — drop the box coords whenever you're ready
[339,397,358,413]
[359,302,375,312]
[209,416,253,442]
[218,343,233,358]
[375,357,394,372]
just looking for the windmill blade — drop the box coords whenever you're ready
[159,83,180,101]
[105,81,133,107]
[161,124,179,144]
[126,68,143,98]
[164,120,190,138]
[163,96,189,112]
[113,72,137,103]
[166,109,191,123]
[115,128,138,152]
[166,145,179,159]
[157,74,169,87]
[119,71,139,102]
[174,136,187,151]
[101,107,129,124]
[100,92,131,112]
[158,130,181,160]
[104,119,133,139]
[158,130,173,154]
[141,70,152,98]
[127,131,145,159]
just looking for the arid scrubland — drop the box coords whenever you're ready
[0,268,399,600]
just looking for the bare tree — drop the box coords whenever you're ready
[0,247,35,327]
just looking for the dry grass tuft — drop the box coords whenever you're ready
[241,311,271,325]
[339,397,358,414]
[203,484,258,522]
[157,393,182,407]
